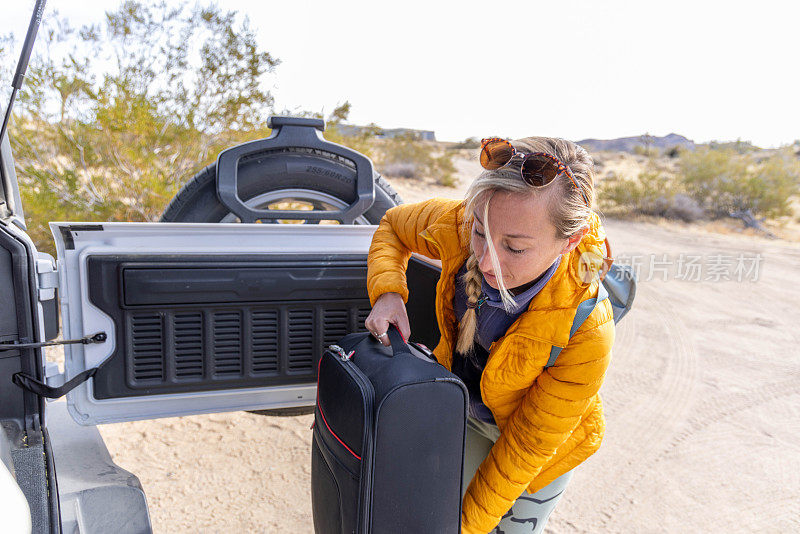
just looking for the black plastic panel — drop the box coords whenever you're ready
[87,254,374,399]
[122,263,368,305]
[84,252,443,401]
[0,224,43,431]
[41,292,59,341]
[0,241,18,343]
[405,256,442,351]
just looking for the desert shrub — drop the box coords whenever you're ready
[707,139,757,154]
[373,132,456,187]
[380,162,417,179]
[632,144,661,157]
[438,169,458,187]
[654,193,706,222]
[599,147,800,225]
[598,170,705,222]
[451,137,480,149]
[679,148,800,219]
[632,134,660,157]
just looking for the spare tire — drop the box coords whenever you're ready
[160,146,402,416]
[161,147,402,224]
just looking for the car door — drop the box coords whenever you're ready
[52,219,443,426]
[51,221,382,425]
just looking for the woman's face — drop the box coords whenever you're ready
[471,190,586,290]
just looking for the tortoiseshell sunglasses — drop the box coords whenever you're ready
[479,137,591,207]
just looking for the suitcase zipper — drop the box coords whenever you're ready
[329,344,354,361]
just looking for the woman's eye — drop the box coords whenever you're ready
[506,244,525,254]
[474,228,485,238]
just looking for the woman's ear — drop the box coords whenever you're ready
[559,225,589,255]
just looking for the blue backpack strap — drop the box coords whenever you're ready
[546,282,609,368]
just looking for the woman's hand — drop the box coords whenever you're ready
[364,292,411,346]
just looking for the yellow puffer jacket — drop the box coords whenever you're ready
[367,198,615,534]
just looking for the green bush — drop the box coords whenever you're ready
[679,148,800,219]
[451,137,480,149]
[599,148,800,226]
[706,139,757,154]
[374,132,456,187]
[632,145,660,157]
[6,2,280,254]
[598,170,705,222]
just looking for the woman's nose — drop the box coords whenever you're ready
[476,242,494,274]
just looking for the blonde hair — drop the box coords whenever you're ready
[454,137,596,355]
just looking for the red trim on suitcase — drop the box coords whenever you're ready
[316,354,362,461]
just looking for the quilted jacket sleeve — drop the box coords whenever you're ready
[367,198,460,306]
[461,310,615,534]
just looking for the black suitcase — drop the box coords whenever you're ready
[311,327,468,534]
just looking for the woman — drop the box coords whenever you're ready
[365,137,615,534]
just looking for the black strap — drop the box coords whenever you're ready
[12,367,98,399]
[386,325,412,358]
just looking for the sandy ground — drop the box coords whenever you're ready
[84,157,800,533]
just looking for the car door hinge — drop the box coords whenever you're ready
[35,251,57,301]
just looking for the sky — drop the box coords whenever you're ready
[3,0,799,148]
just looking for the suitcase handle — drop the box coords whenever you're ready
[386,325,413,358]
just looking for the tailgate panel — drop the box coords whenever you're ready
[50,222,379,425]
[88,255,371,399]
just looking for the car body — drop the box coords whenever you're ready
[0,114,442,533]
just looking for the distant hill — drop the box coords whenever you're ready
[577,133,695,153]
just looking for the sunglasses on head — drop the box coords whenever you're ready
[479,138,590,207]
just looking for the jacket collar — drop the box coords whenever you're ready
[505,257,597,348]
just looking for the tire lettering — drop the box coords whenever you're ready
[305,165,349,184]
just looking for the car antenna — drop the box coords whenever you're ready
[0,0,47,145]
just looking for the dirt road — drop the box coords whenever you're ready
[549,217,800,533]
[96,175,800,532]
